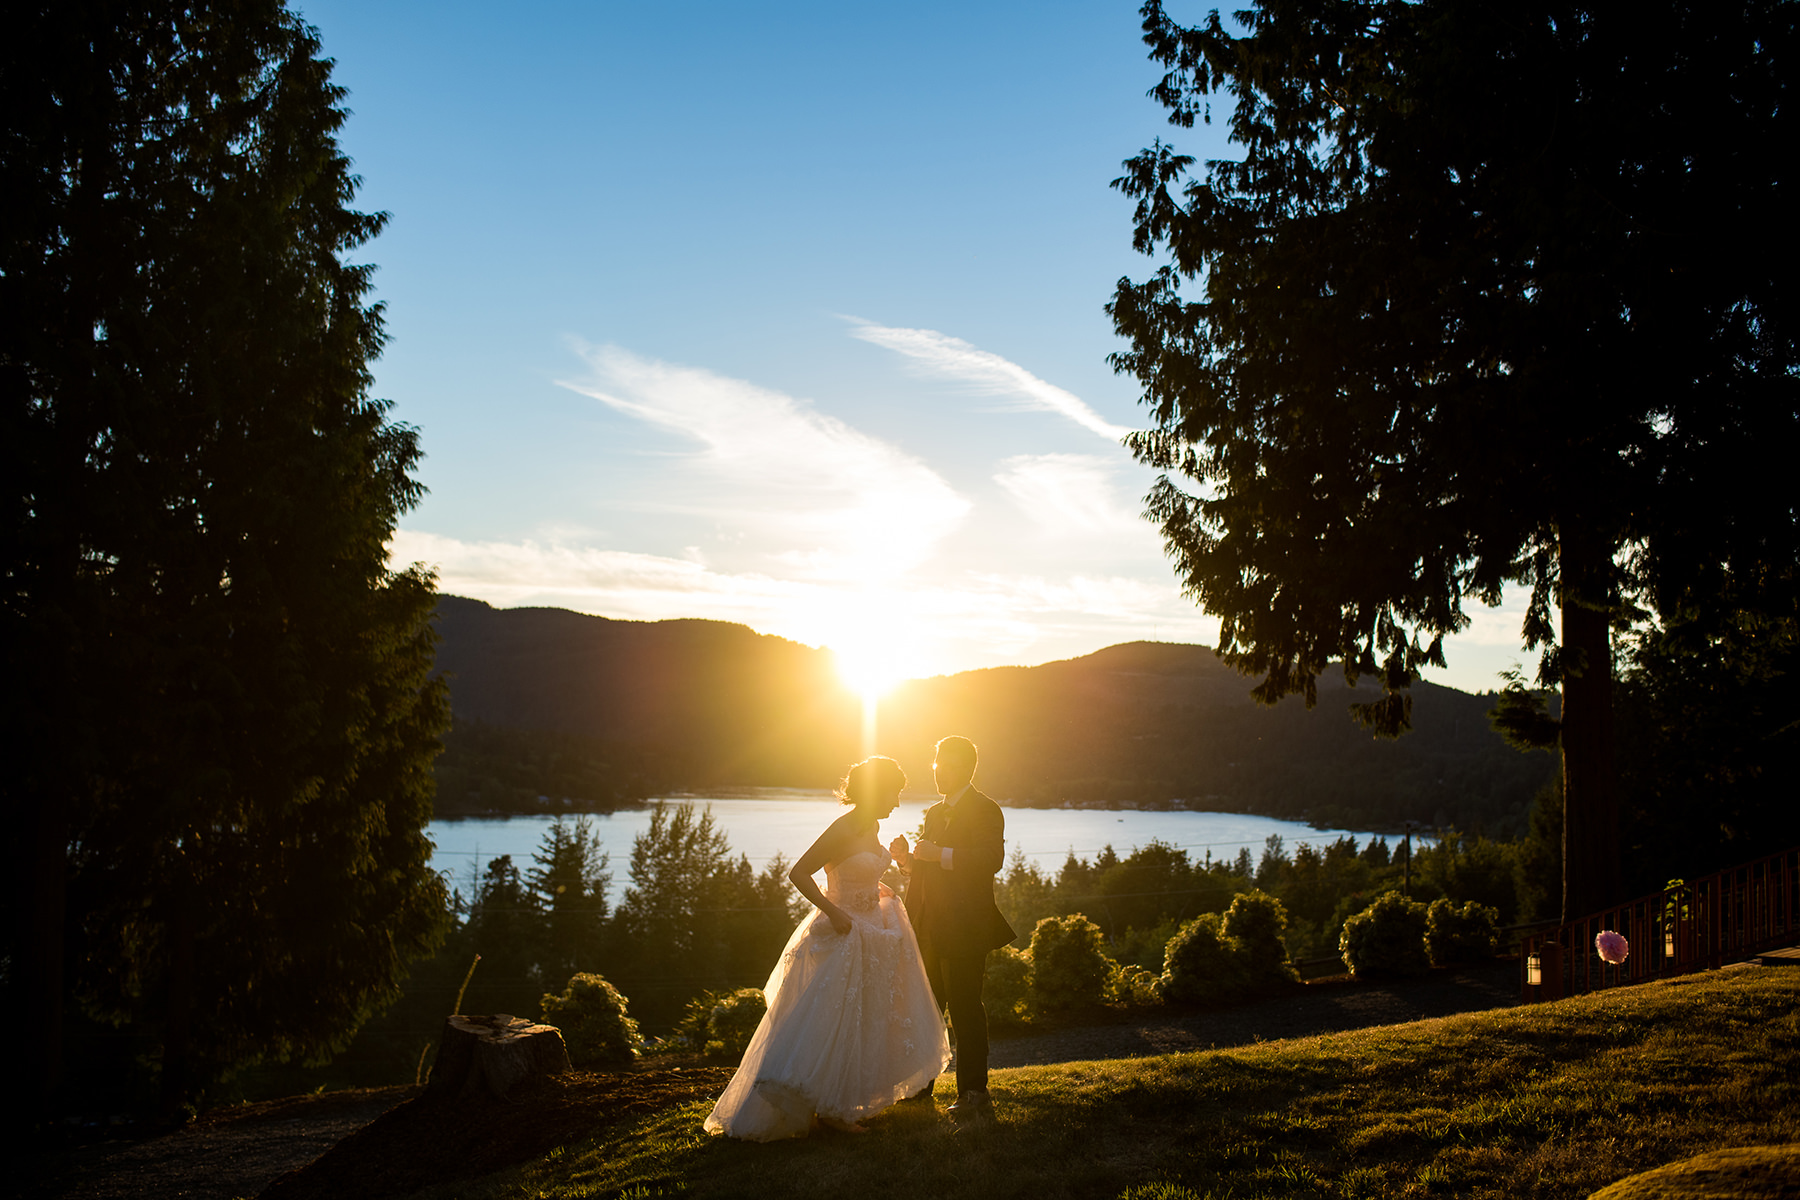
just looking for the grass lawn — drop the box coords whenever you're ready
[399,963,1800,1200]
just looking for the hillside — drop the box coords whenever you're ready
[46,965,1797,1200]
[431,595,857,795]
[430,596,1555,834]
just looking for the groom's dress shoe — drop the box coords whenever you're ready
[898,1087,936,1106]
[948,1090,994,1124]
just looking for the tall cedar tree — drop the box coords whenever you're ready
[1109,0,1798,922]
[1,1,449,1108]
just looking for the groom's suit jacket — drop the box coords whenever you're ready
[905,786,1017,959]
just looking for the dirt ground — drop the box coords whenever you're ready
[26,960,1521,1200]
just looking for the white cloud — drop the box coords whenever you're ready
[389,530,809,622]
[559,343,970,578]
[992,453,1147,537]
[846,320,1132,442]
[387,342,1232,685]
[1456,584,1532,646]
[390,528,1218,677]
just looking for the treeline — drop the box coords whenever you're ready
[238,794,1566,1099]
[236,803,806,1097]
[431,718,654,817]
[994,793,1557,970]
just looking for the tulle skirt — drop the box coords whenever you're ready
[703,895,950,1141]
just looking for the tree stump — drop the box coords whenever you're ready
[426,1014,571,1102]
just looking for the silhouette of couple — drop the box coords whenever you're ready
[704,736,1016,1140]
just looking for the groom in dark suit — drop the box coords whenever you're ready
[893,735,1016,1122]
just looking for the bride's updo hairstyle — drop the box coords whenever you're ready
[837,756,907,809]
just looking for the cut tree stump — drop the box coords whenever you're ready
[426,1014,572,1102]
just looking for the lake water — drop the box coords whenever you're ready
[428,789,1400,907]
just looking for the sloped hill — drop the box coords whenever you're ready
[432,595,859,790]
[430,597,1554,833]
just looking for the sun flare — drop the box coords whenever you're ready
[831,639,914,703]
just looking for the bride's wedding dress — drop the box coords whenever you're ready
[704,849,950,1140]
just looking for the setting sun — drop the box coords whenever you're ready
[828,635,924,758]
[831,639,913,703]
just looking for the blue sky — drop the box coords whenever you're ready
[302,0,1527,695]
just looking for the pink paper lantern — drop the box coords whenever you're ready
[1595,930,1629,965]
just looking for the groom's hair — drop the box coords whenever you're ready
[933,735,978,770]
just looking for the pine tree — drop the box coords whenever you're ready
[528,816,612,986]
[2,0,448,1108]
[1110,0,1798,921]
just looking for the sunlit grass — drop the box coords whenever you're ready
[409,964,1800,1200]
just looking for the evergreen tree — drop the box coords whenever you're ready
[528,816,611,985]
[458,856,547,1017]
[609,802,806,1026]
[2,0,447,1108]
[1110,0,1798,921]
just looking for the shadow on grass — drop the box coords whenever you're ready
[399,964,1800,1200]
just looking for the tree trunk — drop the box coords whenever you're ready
[1559,526,1623,924]
[426,1015,571,1102]
[20,797,68,1109]
[161,857,197,1115]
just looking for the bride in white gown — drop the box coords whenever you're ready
[704,756,950,1140]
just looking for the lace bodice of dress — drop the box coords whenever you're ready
[825,849,888,915]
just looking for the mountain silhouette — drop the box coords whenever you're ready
[431,596,1552,833]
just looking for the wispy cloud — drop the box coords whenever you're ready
[845,320,1132,442]
[389,530,808,620]
[992,453,1148,537]
[559,343,969,578]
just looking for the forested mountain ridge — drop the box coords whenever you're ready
[431,596,1555,835]
[431,595,855,795]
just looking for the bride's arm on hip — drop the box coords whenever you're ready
[790,816,855,935]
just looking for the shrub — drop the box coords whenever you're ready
[1425,898,1500,965]
[702,988,766,1057]
[1110,916,1184,972]
[984,945,1033,1029]
[1110,961,1166,1007]
[1028,914,1113,1010]
[1222,889,1300,988]
[669,987,767,1057]
[670,989,721,1052]
[1340,891,1431,978]
[1160,912,1248,1004]
[540,972,641,1066]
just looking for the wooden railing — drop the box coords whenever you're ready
[1520,844,1800,1002]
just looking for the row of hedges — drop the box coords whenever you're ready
[521,889,1501,1066]
[1339,894,1500,977]
[987,890,1305,1025]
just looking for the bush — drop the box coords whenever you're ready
[1222,889,1300,988]
[702,988,766,1057]
[1028,914,1113,1010]
[1160,913,1248,1004]
[1425,898,1500,965]
[1110,916,1184,972]
[669,987,767,1057]
[1110,961,1166,1007]
[1340,891,1431,978]
[984,946,1033,1029]
[540,973,641,1066]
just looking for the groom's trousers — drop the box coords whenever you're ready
[921,946,989,1095]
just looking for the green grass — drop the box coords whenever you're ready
[402,964,1800,1200]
